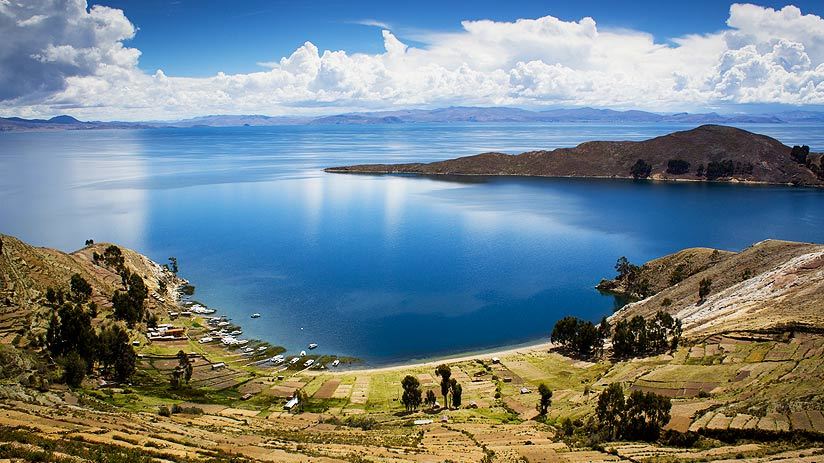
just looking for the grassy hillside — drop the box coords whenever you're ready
[0,233,823,462]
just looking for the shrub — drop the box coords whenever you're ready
[790,145,810,164]
[158,405,171,417]
[62,351,87,387]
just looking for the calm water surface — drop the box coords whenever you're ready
[1,123,823,364]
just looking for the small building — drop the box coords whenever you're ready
[284,397,299,411]
[491,357,500,364]
[211,362,226,370]
[413,419,433,425]
[241,393,253,400]
[503,377,512,383]
[468,401,478,409]
[520,387,530,394]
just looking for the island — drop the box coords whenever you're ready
[326,124,824,187]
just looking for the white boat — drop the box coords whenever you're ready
[331,359,340,367]
[271,355,285,364]
[243,347,253,352]
[198,337,213,344]
[257,346,267,351]
[289,357,300,364]
[303,359,315,367]
[230,330,242,336]
[300,350,306,357]
[251,313,261,318]
[308,343,318,349]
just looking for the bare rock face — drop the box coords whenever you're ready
[326,125,824,187]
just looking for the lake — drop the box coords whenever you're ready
[1,122,823,365]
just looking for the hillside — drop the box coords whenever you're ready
[326,125,824,187]
[0,234,182,345]
[611,239,824,338]
[0,234,823,462]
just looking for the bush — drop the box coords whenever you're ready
[158,405,171,417]
[62,351,87,387]
[666,159,690,175]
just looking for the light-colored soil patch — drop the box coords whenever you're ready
[349,376,370,404]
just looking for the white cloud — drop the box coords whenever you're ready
[1,1,823,120]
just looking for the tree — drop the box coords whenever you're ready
[450,379,462,408]
[665,159,690,175]
[62,351,87,388]
[102,245,125,271]
[69,273,92,303]
[574,321,599,356]
[112,273,148,327]
[791,145,810,164]
[84,239,94,246]
[401,375,423,411]
[696,163,705,177]
[536,383,552,416]
[435,364,452,409]
[596,383,626,440]
[425,389,437,408]
[98,324,136,382]
[550,316,579,347]
[48,302,97,362]
[169,350,193,389]
[630,159,652,179]
[624,389,672,441]
[698,277,712,301]
[614,257,633,280]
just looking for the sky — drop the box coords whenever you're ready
[1,0,823,120]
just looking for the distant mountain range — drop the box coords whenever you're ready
[2,107,824,131]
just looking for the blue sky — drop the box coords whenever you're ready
[2,1,824,119]
[96,0,824,77]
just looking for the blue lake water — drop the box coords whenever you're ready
[1,122,823,365]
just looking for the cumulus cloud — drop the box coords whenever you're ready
[0,0,138,102]
[1,1,823,119]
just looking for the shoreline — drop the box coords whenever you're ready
[324,169,821,189]
[339,338,557,374]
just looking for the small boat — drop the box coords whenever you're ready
[303,359,315,367]
[289,357,300,364]
[300,350,306,357]
[331,359,340,367]
[257,346,267,352]
[308,343,318,349]
[243,347,253,352]
[230,330,242,336]
[251,313,261,318]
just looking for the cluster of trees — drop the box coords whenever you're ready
[703,159,754,180]
[400,365,464,411]
[630,159,653,179]
[596,383,672,441]
[550,315,611,358]
[435,364,462,408]
[91,245,150,327]
[612,311,682,358]
[790,145,824,180]
[170,350,193,389]
[791,145,810,164]
[614,257,652,299]
[665,159,690,175]
[45,274,136,387]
